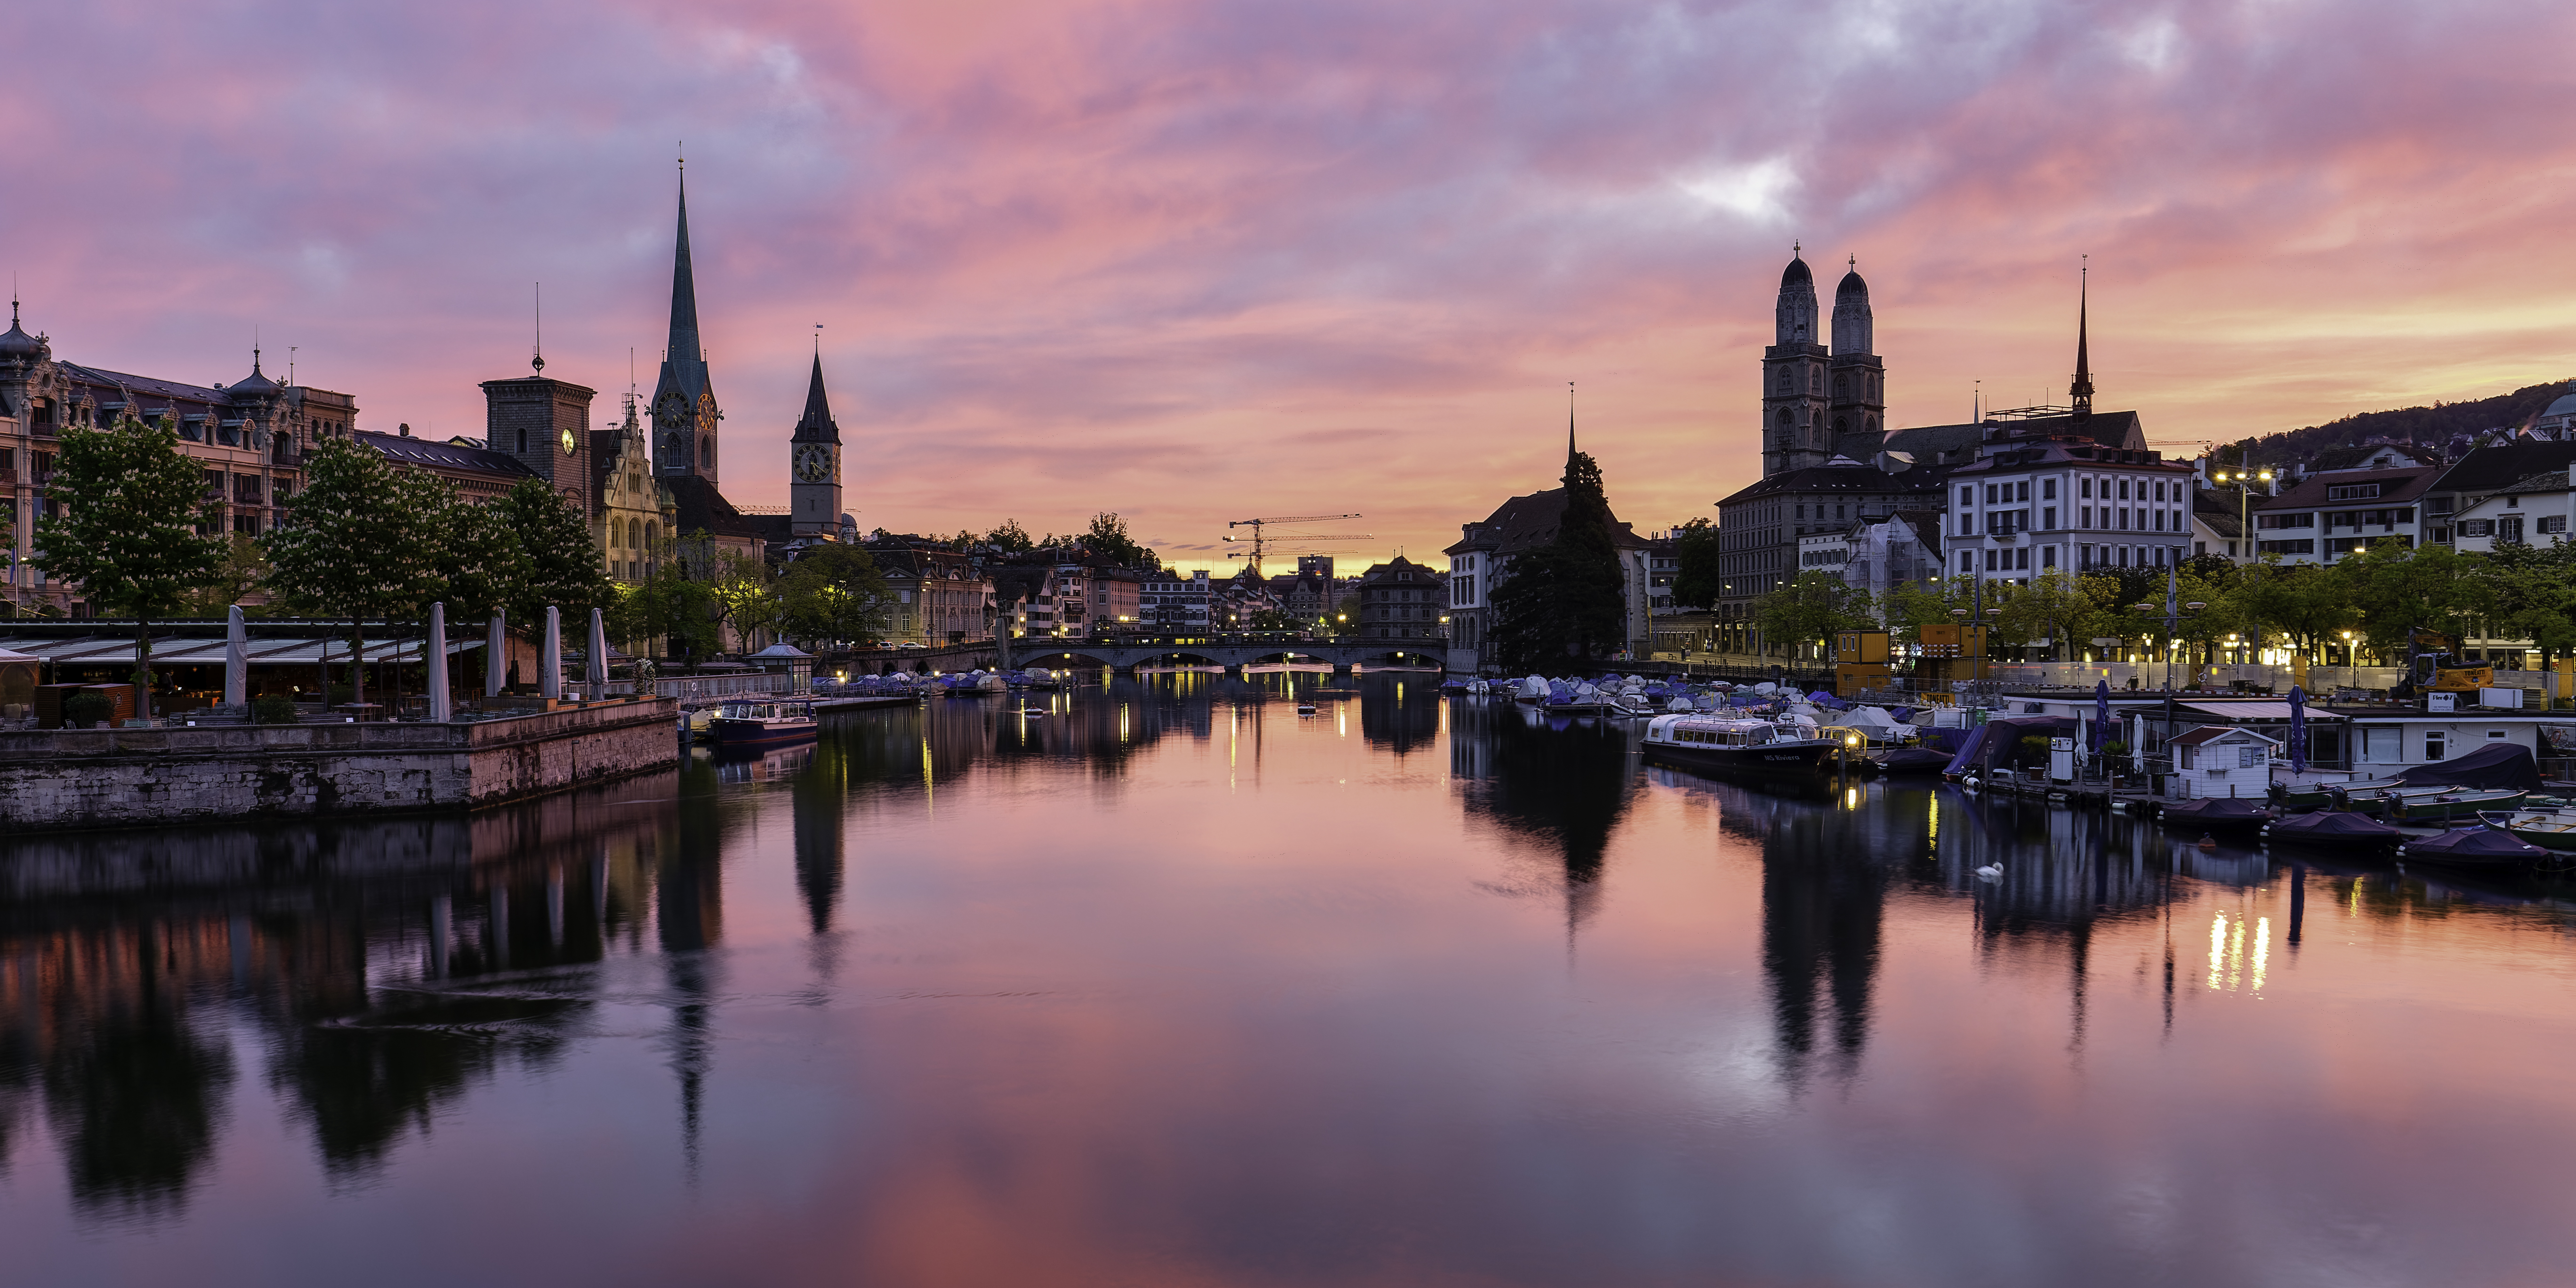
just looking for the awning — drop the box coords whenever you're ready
[2176,701,2343,722]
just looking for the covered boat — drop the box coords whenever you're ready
[2160,797,2272,834]
[2390,743,2544,792]
[2263,809,2402,848]
[1870,746,1952,775]
[2399,826,2551,868]
[1642,714,1842,779]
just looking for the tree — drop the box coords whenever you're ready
[1489,451,1627,669]
[1249,608,1296,631]
[493,477,614,628]
[1752,571,1874,661]
[1670,517,1722,610]
[178,534,271,618]
[1990,569,2093,660]
[30,413,229,714]
[985,518,1035,552]
[263,436,447,710]
[1329,593,1364,636]
[606,564,722,661]
[774,544,891,649]
[705,545,777,653]
[2338,542,2495,665]
[1083,511,1155,568]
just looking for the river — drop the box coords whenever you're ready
[5,672,2573,1287]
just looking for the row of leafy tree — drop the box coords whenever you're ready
[1733,542,2576,672]
[29,414,906,710]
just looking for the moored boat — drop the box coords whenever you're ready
[2391,789,2528,823]
[2262,809,2402,849]
[2160,797,2273,834]
[1870,746,1952,776]
[706,698,819,749]
[2398,826,2551,868]
[2500,813,2576,852]
[2271,778,2405,811]
[1641,714,1842,779]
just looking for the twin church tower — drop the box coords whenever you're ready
[1760,247,1883,478]
[647,170,845,539]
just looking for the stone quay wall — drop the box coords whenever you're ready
[0,699,680,831]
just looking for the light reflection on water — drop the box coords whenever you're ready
[2,672,2575,1287]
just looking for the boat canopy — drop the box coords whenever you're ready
[2391,743,2541,792]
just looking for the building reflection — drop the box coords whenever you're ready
[0,774,686,1214]
[1740,783,1920,1090]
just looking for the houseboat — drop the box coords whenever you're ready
[706,698,820,749]
[1641,715,1843,779]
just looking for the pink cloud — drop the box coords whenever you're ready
[4,0,2571,565]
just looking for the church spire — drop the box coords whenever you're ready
[1564,381,1579,482]
[668,171,701,366]
[2070,256,2093,419]
[793,351,839,443]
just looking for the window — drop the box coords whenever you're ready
[2543,516,2568,534]
[2458,519,2495,537]
[2238,745,2262,768]
[2041,547,2056,568]
[1985,484,1998,505]
[2501,516,2524,544]
[2117,479,2130,500]
[2153,482,2165,501]
[1985,550,1997,571]
[2043,479,2058,500]
[2081,478,2093,499]
[2326,483,2383,501]
[2043,507,2057,529]
[2425,731,2446,761]
[2363,727,2399,763]
[2081,506,2092,528]
[2258,539,2317,555]
[1960,486,1973,507]
[2257,513,2316,530]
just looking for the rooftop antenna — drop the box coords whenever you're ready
[289,346,297,386]
[531,282,545,375]
[815,322,823,355]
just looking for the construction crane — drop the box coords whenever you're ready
[1224,514,1365,572]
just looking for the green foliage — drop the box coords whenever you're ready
[705,545,778,647]
[1752,571,1875,656]
[31,414,230,708]
[1330,593,1364,636]
[252,693,300,725]
[2333,542,2494,656]
[1490,452,1627,669]
[606,564,723,660]
[261,436,449,708]
[2220,379,2571,472]
[1670,517,1722,610]
[775,544,891,648]
[64,691,113,728]
[1248,608,1296,631]
[493,477,614,628]
[1082,511,1155,568]
[985,518,1036,552]
[179,535,271,617]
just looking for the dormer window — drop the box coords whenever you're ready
[2326,483,2382,501]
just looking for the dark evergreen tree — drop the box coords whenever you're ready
[1489,446,1626,670]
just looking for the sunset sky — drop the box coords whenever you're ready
[8,0,2572,571]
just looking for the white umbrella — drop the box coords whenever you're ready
[427,602,452,722]
[223,604,248,708]
[486,612,506,697]
[541,606,563,700]
[587,607,610,688]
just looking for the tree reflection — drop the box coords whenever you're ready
[34,921,235,1223]
[1450,701,1635,935]
[1753,796,1898,1090]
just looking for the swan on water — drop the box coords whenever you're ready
[1973,862,2004,881]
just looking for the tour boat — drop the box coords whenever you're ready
[706,698,819,749]
[1640,714,1843,779]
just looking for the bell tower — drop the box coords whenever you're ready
[1761,246,1830,476]
[788,351,843,538]
[1827,256,1885,445]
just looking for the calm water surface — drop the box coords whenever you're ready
[6,673,2575,1287]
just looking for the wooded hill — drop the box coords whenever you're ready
[2218,378,2573,468]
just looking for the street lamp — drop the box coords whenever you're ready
[2218,468,2274,561]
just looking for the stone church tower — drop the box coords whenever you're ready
[1761,249,1831,476]
[1827,258,1884,443]
[651,170,722,488]
[788,353,843,537]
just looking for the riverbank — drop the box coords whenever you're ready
[0,698,680,831]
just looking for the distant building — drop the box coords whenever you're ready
[1836,508,1944,603]
[2251,455,2439,567]
[1141,570,1215,632]
[1444,428,1652,672]
[1356,556,1444,644]
[867,538,994,644]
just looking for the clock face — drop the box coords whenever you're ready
[559,426,578,456]
[795,444,835,484]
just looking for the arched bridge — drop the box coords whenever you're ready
[1010,636,1446,672]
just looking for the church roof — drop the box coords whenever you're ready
[1835,267,1868,299]
[659,473,761,540]
[1716,459,1946,506]
[1779,254,1812,289]
[1830,411,2147,472]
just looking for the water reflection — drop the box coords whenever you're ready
[7,679,2576,1283]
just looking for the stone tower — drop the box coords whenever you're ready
[1827,258,1884,443]
[651,169,722,488]
[483,368,597,511]
[1761,248,1831,476]
[788,352,843,538]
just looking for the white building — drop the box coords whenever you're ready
[2251,446,2438,566]
[2446,467,2575,554]
[1944,432,2197,584]
[2169,726,2279,799]
[1140,570,1215,632]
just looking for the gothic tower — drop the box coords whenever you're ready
[2069,259,2094,421]
[651,169,722,487]
[1761,248,1831,476]
[788,352,843,538]
[1827,257,1884,445]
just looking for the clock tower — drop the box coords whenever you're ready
[482,367,596,512]
[788,351,843,538]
